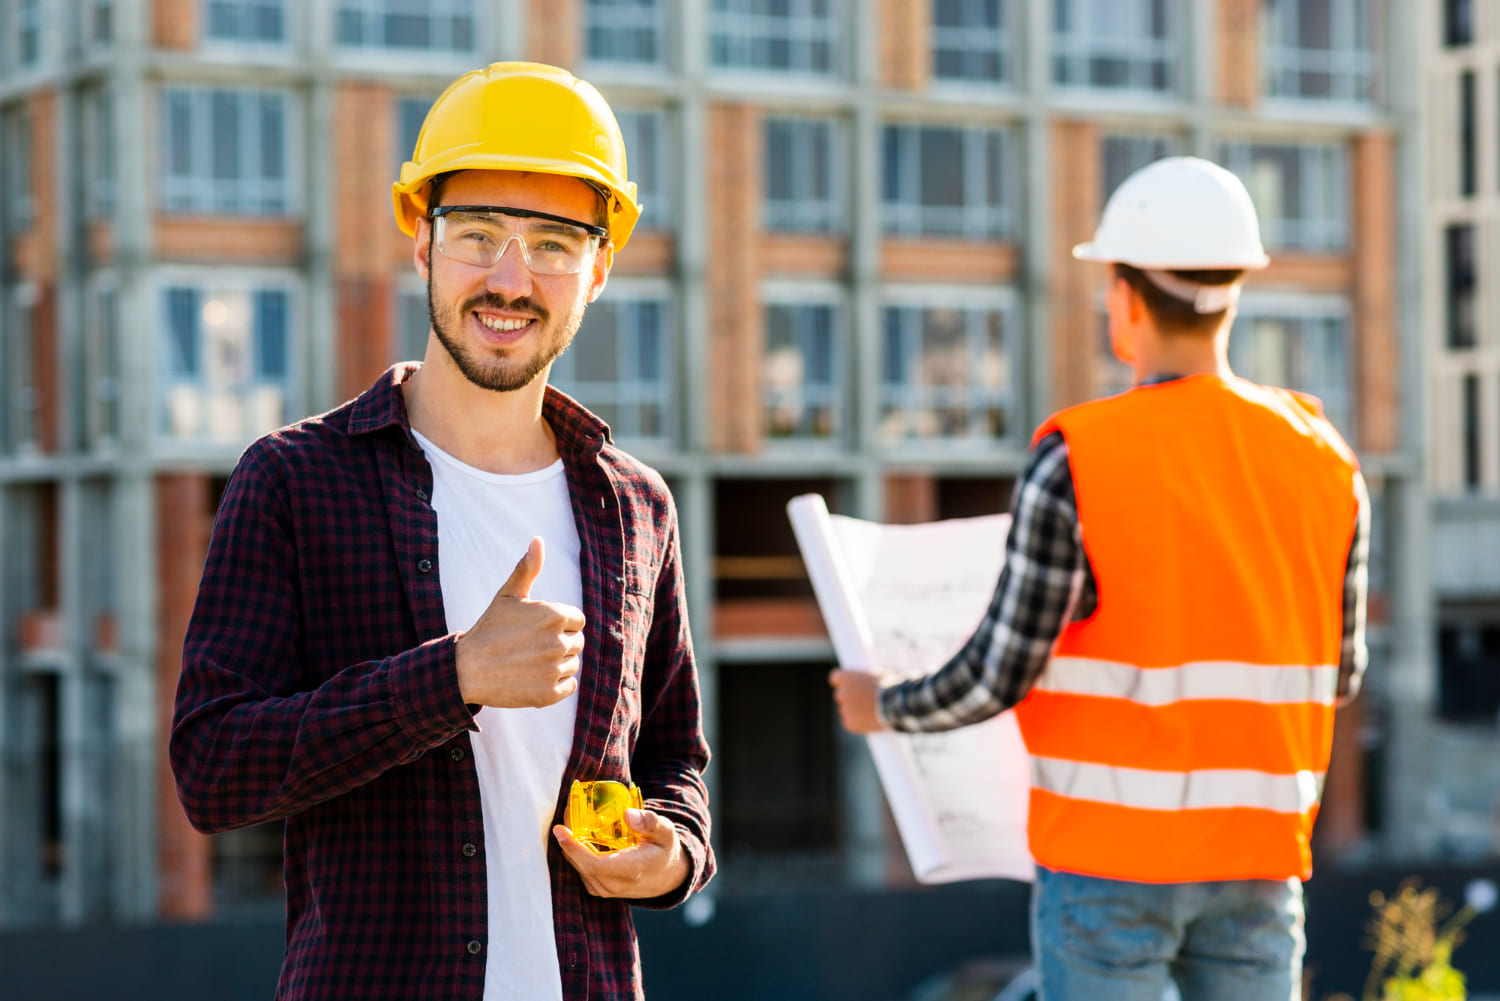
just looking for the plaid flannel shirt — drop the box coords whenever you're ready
[880,406,1370,733]
[170,365,714,1001]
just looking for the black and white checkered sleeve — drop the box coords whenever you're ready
[878,432,1091,733]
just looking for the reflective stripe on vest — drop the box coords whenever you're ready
[1034,656,1340,707]
[1031,755,1325,815]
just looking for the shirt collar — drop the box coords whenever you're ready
[347,363,613,457]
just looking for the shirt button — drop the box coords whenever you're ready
[418,558,433,573]
[466,940,482,955]
[450,746,465,761]
[416,488,429,502]
[462,842,477,857]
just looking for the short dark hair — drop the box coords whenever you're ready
[425,171,456,213]
[1113,263,1245,336]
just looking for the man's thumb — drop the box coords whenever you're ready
[497,537,544,598]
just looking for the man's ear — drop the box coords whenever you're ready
[414,217,432,281]
[1105,278,1137,365]
[585,242,614,304]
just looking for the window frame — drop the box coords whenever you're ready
[763,113,845,234]
[152,268,304,452]
[3,282,40,455]
[1100,132,1179,203]
[200,0,290,48]
[159,85,299,218]
[1,103,34,235]
[760,280,847,447]
[82,272,122,451]
[1261,0,1378,106]
[82,85,115,220]
[881,122,1016,240]
[1051,0,1178,96]
[333,0,480,59]
[930,0,1014,88]
[582,0,669,70]
[1219,139,1349,253]
[709,0,846,79]
[547,277,678,447]
[613,105,674,232]
[1231,291,1355,440]
[877,284,1021,451]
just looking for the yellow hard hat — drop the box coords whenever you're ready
[392,61,642,250]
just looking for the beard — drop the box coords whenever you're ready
[427,271,587,393]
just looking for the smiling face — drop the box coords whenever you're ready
[414,170,612,394]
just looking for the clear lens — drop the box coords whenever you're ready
[436,210,598,275]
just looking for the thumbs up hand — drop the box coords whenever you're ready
[454,537,587,708]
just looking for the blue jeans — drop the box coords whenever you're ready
[1030,866,1304,1001]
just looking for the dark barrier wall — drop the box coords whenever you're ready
[0,865,1495,1001]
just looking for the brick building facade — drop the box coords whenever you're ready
[0,0,1449,928]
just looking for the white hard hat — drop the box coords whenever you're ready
[1073,156,1270,270]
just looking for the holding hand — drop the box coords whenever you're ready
[829,668,889,734]
[455,537,587,708]
[554,808,689,899]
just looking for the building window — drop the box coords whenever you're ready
[1460,70,1476,197]
[82,87,115,220]
[717,660,840,878]
[3,285,38,453]
[1438,621,1500,724]
[18,0,44,67]
[1,104,33,235]
[160,280,296,444]
[615,107,672,231]
[1232,298,1352,437]
[203,0,286,43]
[1446,0,1473,47]
[880,294,1015,443]
[584,0,666,67]
[83,283,120,448]
[882,124,1014,239]
[335,0,476,52]
[763,290,842,441]
[396,282,428,363]
[1052,0,1175,93]
[932,0,1012,85]
[1220,141,1347,252]
[162,88,293,216]
[764,115,842,233]
[393,94,438,175]
[1263,0,1376,103]
[1462,374,1481,489]
[550,284,674,442]
[710,0,841,76]
[85,0,113,48]
[1447,224,1477,351]
[1101,133,1176,202]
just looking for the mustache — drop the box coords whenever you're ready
[462,292,548,321]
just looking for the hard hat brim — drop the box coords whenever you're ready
[1072,240,1271,270]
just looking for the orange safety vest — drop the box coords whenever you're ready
[1013,374,1359,883]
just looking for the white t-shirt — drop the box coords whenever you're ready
[413,430,581,1001]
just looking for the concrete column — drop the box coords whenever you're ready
[1382,0,1436,859]
[110,0,162,921]
[304,4,337,417]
